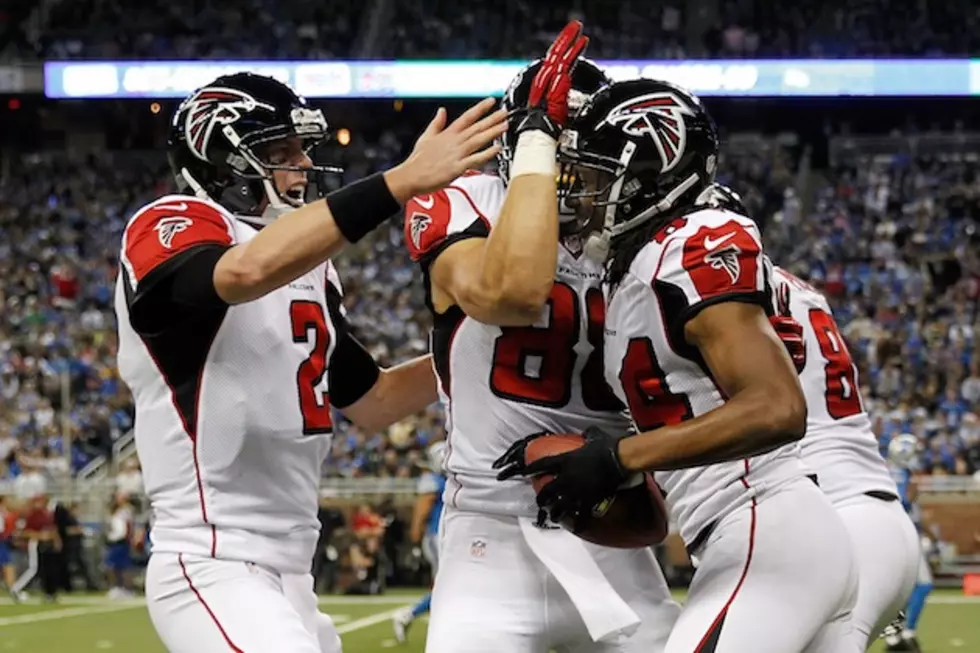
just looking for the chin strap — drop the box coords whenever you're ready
[182,165,303,230]
[180,168,212,201]
[243,203,294,228]
[582,141,636,264]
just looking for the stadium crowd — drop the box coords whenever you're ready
[3,0,979,61]
[0,0,977,489]
[0,132,978,485]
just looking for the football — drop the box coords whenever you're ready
[525,433,669,548]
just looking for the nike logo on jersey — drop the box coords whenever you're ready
[703,232,736,251]
[155,217,193,249]
[414,194,435,209]
[155,202,189,213]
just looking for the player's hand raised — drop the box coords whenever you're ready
[513,20,590,140]
[387,98,507,200]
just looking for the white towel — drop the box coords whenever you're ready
[518,517,641,643]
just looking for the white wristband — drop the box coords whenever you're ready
[510,131,558,179]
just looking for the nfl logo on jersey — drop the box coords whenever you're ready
[470,538,487,558]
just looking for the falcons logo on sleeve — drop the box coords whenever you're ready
[602,92,694,173]
[409,212,432,251]
[182,87,276,161]
[154,217,193,249]
[704,243,742,284]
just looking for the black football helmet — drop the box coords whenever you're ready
[168,72,341,226]
[557,78,720,263]
[496,57,611,185]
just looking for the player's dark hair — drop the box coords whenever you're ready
[605,202,692,290]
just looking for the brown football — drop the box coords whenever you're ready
[525,433,669,548]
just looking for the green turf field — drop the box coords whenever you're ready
[0,589,976,652]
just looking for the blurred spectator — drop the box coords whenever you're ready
[0,425,17,468]
[314,499,346,594]
[104,492,134,599]
[13,458,47,502]
[115,458,144,500]
[0,494,18,600]
[351,503,384,540]
[22,495,60,602]
[962,360,980,405]
[53,501,98,593]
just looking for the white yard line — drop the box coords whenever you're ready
[929,595,980,605]
[0,604,141,627]
[0,593,975,608]
[0,596,144,607]
[0,594,420,607]
[336,609,407,635]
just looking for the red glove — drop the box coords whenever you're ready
[771,315,806,374]
[517,20,590,138]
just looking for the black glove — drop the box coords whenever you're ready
[493,426,631,530]
[512,20,590,140]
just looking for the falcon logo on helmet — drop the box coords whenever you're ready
[602,92,694,173]
[183,87,276,162]
[154,217,193,249]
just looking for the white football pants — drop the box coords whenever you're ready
[146,552,342,653]
[425,509,681,653]
[665,478,861,653]
[835,494,919,648]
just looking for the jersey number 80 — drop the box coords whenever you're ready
[488,282,621,412]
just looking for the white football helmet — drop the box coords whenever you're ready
[888,433,919,469]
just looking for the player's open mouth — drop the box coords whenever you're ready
[284,186,306,202]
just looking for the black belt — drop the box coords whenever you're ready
[685,520,715,558]
[865,490,900,502]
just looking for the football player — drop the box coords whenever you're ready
[498,79,861,653]
[115,72,506,653]
[392,440,447,643]
[404,23,680,653]
[884,434,931,653]
[770,264,920,650]
[702,183,921,649]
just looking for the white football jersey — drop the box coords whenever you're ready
[603,208,808,547]
[115,195,341,574]
[771,265,897,503]
[406,173,630,518]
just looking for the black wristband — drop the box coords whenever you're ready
[326,172,402,244]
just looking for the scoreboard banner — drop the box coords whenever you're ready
[43,59,980,99]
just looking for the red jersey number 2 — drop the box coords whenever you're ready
[290,300,333,434]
